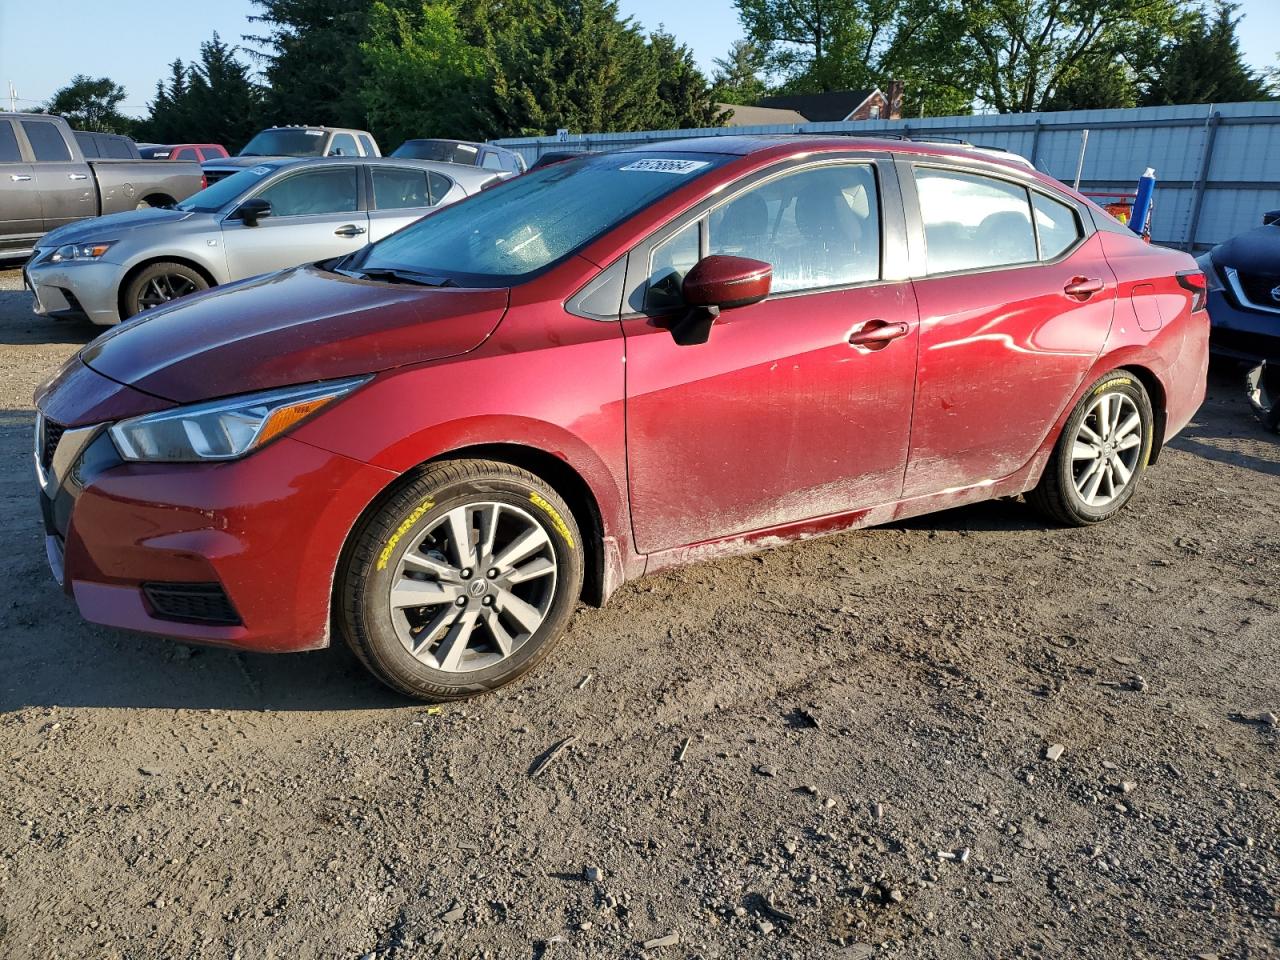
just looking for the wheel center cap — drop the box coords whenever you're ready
[468,580,488,598]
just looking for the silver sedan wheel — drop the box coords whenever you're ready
[137,274,200,311]
[1071,391,1143,507]
[388,502,558,673]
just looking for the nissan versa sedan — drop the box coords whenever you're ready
[33,137,1209,700]
[25,157,495,325]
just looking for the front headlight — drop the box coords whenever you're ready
[109,377,369,462]
[1194,252,1223,291]
[49,241,115,263]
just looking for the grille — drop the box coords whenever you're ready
[1237,272,1280,309]
[41,418,66,470]
[142,582,242,626]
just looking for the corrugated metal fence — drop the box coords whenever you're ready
[493,101,1280,250]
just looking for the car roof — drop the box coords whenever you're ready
[215,154,496,185]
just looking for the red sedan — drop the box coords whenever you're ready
[34,137,1209,699]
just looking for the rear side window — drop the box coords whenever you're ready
[915,167,1036,274]
[427,171,454,203]
[358,135,376,157]
[23,121,72,162]
[103,137,134,159]
[372,167,434,209]
[0,121,21,162]
[255,166,358,216]
[203,145,229,159]
[707,162,881,293]
[1033,192,1083,260]
[76,133,101,158]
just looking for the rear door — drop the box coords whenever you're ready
[221,165,368,278]
[623,157,920,554]
[20,118,94,229]
[0,118,42,247]
[899,161,1116,497]
[366,164,451,241]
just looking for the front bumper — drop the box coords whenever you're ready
[36,420,397,653]
[1207,288,1280,364]
[26,253,125,326]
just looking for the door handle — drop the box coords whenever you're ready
[848,319,909,350]
[9,174,32,182]
[1063,276,1104,300]
[334,224,367,237]
[68,173,89,181]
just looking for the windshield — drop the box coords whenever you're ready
[356,151,729,284]
[392,140,480,165]
[175,165,278,213]
[240,129,327,157]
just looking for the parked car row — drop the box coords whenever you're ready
[1,113,204,260]
[24,156,497,324]
[33,136,1209,700]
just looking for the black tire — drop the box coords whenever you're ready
[121,261,209,318]
[1245,362,1280,434]
[337,459,584,700]
[1029,371,1155,526]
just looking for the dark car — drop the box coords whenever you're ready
[34,137,1208,700]
[1197,211,1280,428]
[391,139,526,177]
[140,143,230,162]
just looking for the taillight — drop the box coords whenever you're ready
[200,174,208,190]
[1177,270,1207,312]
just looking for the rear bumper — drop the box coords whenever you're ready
[39,430,396,652]
[26,254,124,326]
[1207,289,1280,363]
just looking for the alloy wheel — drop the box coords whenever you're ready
[1070,391,1144,507]
[137,274,200,311]
[388,502,558,673]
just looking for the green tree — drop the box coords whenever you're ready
[733,0,974,117]
[44,75,134,134]
[1142,1,1271,105]
[960,0,1184,113]
[359,1,488,144]
[140,60,192,143]
[484,0,663,135]
[247,0,387,128]
[1042,57,1139,111]
[139,37,262,151]
[646,28,724,129]
[710,39,768,105]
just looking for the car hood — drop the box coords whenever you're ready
[38,207,201,248]
[1211,225,1280,274]
[81,265,509,403]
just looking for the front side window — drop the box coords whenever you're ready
[1033,192,1083,260]
[481,151,503,171]
[25,121,72,162]
[329,133,358,157]
[915,167,1036,274]
[646,221,701,311]
[358,135,376,157]
[372,167,434,210]
[0,121,21,163]
[173,147,196,160]
[255,166,358,217]
[357,151,729,285]
[707,163,881,293]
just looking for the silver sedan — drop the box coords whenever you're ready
[25,156,498,326]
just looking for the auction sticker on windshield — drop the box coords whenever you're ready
[619,159,711,175]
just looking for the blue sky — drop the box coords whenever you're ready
[1,0,1276,117]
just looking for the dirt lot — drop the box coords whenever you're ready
[0,265,1276,960]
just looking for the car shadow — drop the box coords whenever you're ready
[0,290,100,346]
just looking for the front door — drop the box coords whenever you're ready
[0,120,42,248]
[623,160,920,554]
[221,165,368,278]
[899,163,1117,497]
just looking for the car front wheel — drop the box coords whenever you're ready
[1029,371,1155,526]
[337,460,584,700]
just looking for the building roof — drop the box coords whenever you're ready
[716,103,809,126]
[757,90,881,123]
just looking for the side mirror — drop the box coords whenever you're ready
[1263,209,1280,227]
[233,198,272,227]
[669,255,772,345]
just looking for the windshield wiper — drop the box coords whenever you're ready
[346,267,458,287]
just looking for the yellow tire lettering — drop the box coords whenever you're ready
[1094,377,1133,395]
[529,492,575,549]
[376,499,435,571]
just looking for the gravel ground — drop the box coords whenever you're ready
[0,267,1277,960]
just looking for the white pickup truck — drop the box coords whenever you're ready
[1,113,203,259]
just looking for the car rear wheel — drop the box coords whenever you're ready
[122,262,209,318]
[337,460,584,700]
[1029,371,1154,526]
